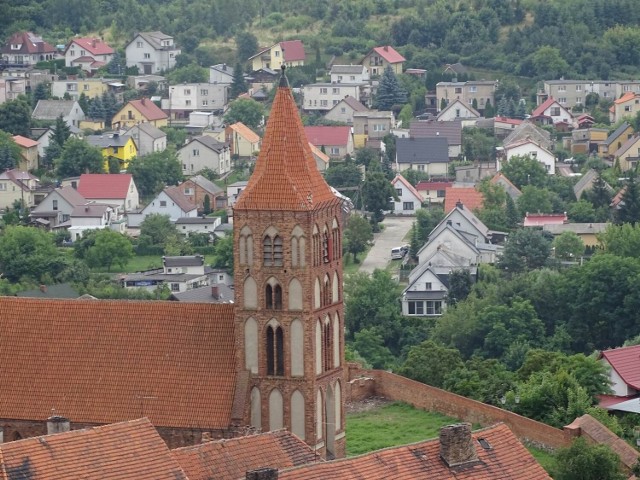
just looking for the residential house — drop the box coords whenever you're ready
[64,37,114,73]
[352,110,394,148]
[164,83,227,121]
[304,126,354,159]
[0,31,56,66]
[395,137,449,175]
[169,282,233,303]
[503,121,553,151]
[121,255,213,293]
[443,63,468,76]
[573,169,612,200]
[390,174,423,215]
[32,100,85,128]
[576,113,595,129]
[501,138,556,174]
[0,76,26,103]
[178,135,231,176]
[361,45,405,76]
[85,132,138,171]
[126,31,180,74]
[455,163,497,183]
[247,67,279,93]
[125,122,167,156]
[542,222,609,248]
[570,127,608,155]
[436,98,481,121]
[402,247,477,317]
[523,212,568,227]
[127,186,197,228]
[226,180,247,209]
[12,134,39,170]
[416,180,452,205]
[128,74,168,92]
[309,143,330,172]
[597,345,640,414]
[610,92,640,124]
[436,80,498,115]
[537,80,640,111]
[323,96,368,125]
[493,116,523,139]
[491,172,522,201]
[530,97,573,127]
[30,126,53,158]
[330,64,370,84]
[112,97,168,130]
[0,169,38,210]
[303,83,364,112]
[223,122,260,158]
[175,217,221,240]
[444,187,484,213]
[186,111,219,134]
[51,77,124,101]
[248,40,305,71]
[179,174,226,212]
[30,185,86,229]
[68,202,123,241]
[76,173,139,212]
[209,63,234,84]
[409,120,462,159]
[600,122,634,158]
[613,134,640,171]
[278,423,550,479]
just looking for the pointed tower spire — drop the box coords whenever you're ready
[279,64,289,87]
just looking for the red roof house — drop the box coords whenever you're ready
[444,187,484,213]
[112,97,168,129]
[597,345,640,413]
[304,126,354,158]
[1,31,56,65]
[523,212,567,227]
[530,97,573,126]
[76,173,140,211]
[64,37,115,73]
[361,45,406,75]
[279,40,305,63]
[416,180,453,205]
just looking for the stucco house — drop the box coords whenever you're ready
[125,31,180,74]
[51,78,124,102]
[12,135,39,171]
[0,77,26,104]
[1,31,56,66]
[121,255,214,293]
[32,100,85,128]
[226,180,248,209]
[76,173,139,212]
[609,92,640,124]
[125,123,167,157]
[395,137,449,176]
[309,143,330,173]
[329,65,370,84]
[223,122,261,158]
[112,97,168,130]
[530,97,573,127]
[30,185,86,229]
[361,45,405,76]
[542,222,608,248]
[436,99,481,121]
[503,121,553,151]
[85,132,137,172]
[209,63,234,84]
[352,110,394,148]
[597,345,640,414]
[601,122,634,158]
[64,37,114,73]
[0,169,38,210]
[68,203,123,241]
[163,83,227,121]
[248,40,305,71]
[416,180,452,205]
[436,80,497,115]
[614,134,640,172]
[409,120,462,159]
[390,174,423,215]
[501,138,556,174]
[304,126,354,159]
[302,83,364,113]
[323,96,368,125]
[127,186,197,228]
[178,136,231,176]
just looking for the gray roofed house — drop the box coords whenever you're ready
[16,283,80,299]
[503,121,553,151]
[164,255,205,268]
[127,186,197,227]
[605,122,631,147]
[32,100,85,128]
[324,96,369,124]
[178,135,231,176]
[395,137,449,175]
[409,120,462,158]
[30,185,87,229]
[330,65,367,74]
[170,283,234,303]
[85,132,135,149]
[125,31,180,74]
[209,63,234,84]
[187,175,224,195]
[126,123,167,157]
[121,254,213,292]
[573,169,613,200]
[71,203,112,217]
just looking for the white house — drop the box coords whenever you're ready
[597,345,640,414]
[68,203,124,241]
[302,83,364,112]
[501,138,556,174]
[121,255,213,293]
[390,174,424,215]
[178,136,231,176]
[76,173,140,212]
[127,186,197,228]
[209,64,234,84]
[163,84,227,121]
[329,65,370,84]
[227,180,248,209]
[530,97,573,126]
[125,123,167,157]
[32,100,85,128]
[323,96,368,125]
[436,99,481,121]
[125,31,180,74]
[64,37,114,73]
[30,185,86,229]
[175,216,221,239]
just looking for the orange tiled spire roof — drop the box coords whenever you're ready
[234,66,337,211]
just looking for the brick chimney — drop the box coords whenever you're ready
[39,284,47,293]
[246,468,278,480]
[439,423,478,467]
[211,285,219,299]
[47,416,71,435]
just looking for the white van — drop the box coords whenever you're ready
[391,245,408,259]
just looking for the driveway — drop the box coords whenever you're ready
[359,216,415,274]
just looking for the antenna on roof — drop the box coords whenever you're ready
[279,64,289,87]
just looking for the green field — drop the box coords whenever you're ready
[89,255,165,274]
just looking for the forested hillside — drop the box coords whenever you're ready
[5,0,640,82]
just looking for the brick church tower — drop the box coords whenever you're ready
[233,68,346,459]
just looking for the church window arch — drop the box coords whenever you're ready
[332,271,339,304]
[239,225,253,266]
[244,317,258,374]
[265,277,282,310]
[288,278,302,310]
[322,315,333,372]
[322,274,331,307]
[291,225,306,267]
[322,225,331,263]
[269,388,284,430]
[243,277,257,309]
[266,320,284,376]
[262,226,282,266]
[290,319,304,376]
[331,218,340,261]
[315,319,322,375]
[333,313,340,368]
[250,387,261,430]
[291,390,305,440]
[314,277,321,309]
[312,224,320,266]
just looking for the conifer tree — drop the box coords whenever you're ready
[617,170,640,225]
[484,99,495,118]
[230,63,248,99]
[374,66,406,111]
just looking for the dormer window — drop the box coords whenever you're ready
[11,44,21,50]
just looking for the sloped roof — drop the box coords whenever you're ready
[71,203,111,217]
[444,187,484,213]
[32,100,78,119]
[56,185,87,206]
[67,37,114,55]
[531,97,571,118]
[410,120,462,145]
[1,31,56,55]
[504,137,552,155]
[392,174,424,203]
[437,99,480,119]
[279,40,305,62]
[170,283,234,303]
[604,122,630,146]
[128,98,168,121]
[416,181,453,192]
[77,173,134,199]
[184,175,224,195]
[615,133,640,157]
[12,134,38,148]
[491,172,521,200]
[543,222,609,235]
[234,73,338,211]
[494,116,523,127]
[304,126,352,147]
[443,62,468,74]
[370,45,406,64]
[0,418,188,480]
[341,96,368,112]
[135,31,174,50]
[0,297,238,429]
[162,186,197,213]
[573,169,613,200]
[172,430,319,480]
[189,135,227,153]
[86,133,133,149]
[279,423,550,480]
[523,212,567,227]
[599,344,640,390]
[330,65,366,74]
[503,122,552,150]
[228,122,260,144]
[126,122,166,140]
[614,92,636,105]
[309,142,330,165]
[396,137,449,164]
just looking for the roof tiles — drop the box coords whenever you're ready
[371,45,406,64]
[77,173,133,199]
[599,344,640,390]
[444,187,484,212]
[68,37,114,56]
[129,98,168,121]
[304,126,351,147]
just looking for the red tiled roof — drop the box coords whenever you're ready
[77,173,134,199]
[172,430,319,480]
[523,212,567,227]
[1,31,56,55]
[235,77,338,211]
[371,45,406,64]
[392,174,423,203]
[279,423,550,479]
[228,122,260,143]
[0,418,188,479]
[280,40,305,62]
[129,98,168,121]
[12,134,38,148]
[416,181,453,192]
[599,344,640,390]
[444,187,484,213]
[304,126,351,147]
[494,116,523,126]
[163,186,197,213]
[531,97,558,117]
[0,297,237,429]
[614,92,636,105]
[68,37,114,55]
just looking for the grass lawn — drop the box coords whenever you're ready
[90,255,165,274]
[342,244,373,275]
[527,445,558,476]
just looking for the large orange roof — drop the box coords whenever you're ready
[444,187,484,212]
[77,173,133,199]
[172,430,319,480]
[279,423,550,479]
[234,72,338,211]
[0,297,237,429]
[0,418,187,479]
[129,97,168,121]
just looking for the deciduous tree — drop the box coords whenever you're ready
[55,138,104,178]
[224,98,265,130]
[343,214,373,262]
[85,229,134,272]
[126,149,183,198]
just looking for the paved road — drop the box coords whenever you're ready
[359,216,415,274]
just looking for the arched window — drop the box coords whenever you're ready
[323,316,333,372]
[240,226,253,266]
[262,227,281,266]
[243,277,257,309]
[332,218,340,261]
[332,271,339,304]
[265,278,282,310]
[312,225,320,266]
[322,226,331,263]
[291,225,305,267]
[263,236,273,265]
[323,275,331,307]
[266,322,284,376]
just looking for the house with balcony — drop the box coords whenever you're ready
[51,78,124,101]
[416,180,453,205]
[112,97,168,130]
[302,83,364,113]
[64,37,114,74]
[178,135,231,176]
[352,110,394,148]
[361,45,405,76]
[162,83,227,123]
[248,40,305,71]
[125,31,180,74]
[304,126,354,159]
[436,80,497,115]
[30,185,86,229]
[85,132,138,172]
[536,80,640,111]
[1,32,56,66]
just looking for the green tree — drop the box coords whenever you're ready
[483,99,494,118]
[373,66,407,111]
[139,213,179,247]
[446,269,473,306]
[617,170,640,225]
[0,131,21,171]
[31,81,50,107]
[362,170,396,224]
[324,161,362,189]
[224,98,265,130]
[85,229,134,271]
[230,62,248,99]
[554,437,625,480]
[552,231,584,260]
[0,96,32,136]
[598,223,640,258]
[55,138,104,178]
[517,186,553,217]
[166,64,208,83]
[203,194,211,214]
[211,233,233,271]
[499,228,552,273]
[127,149,183,198]
[235,31,258,63]
[51,115,71,148]
[343,214,373,262]
[463,127,496,162]
[399,340,464,388]
[0,226,66,282]
[500,155,547,189]
[530,45,570,79]
[568,199,596,223]
[351,328,396,370]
